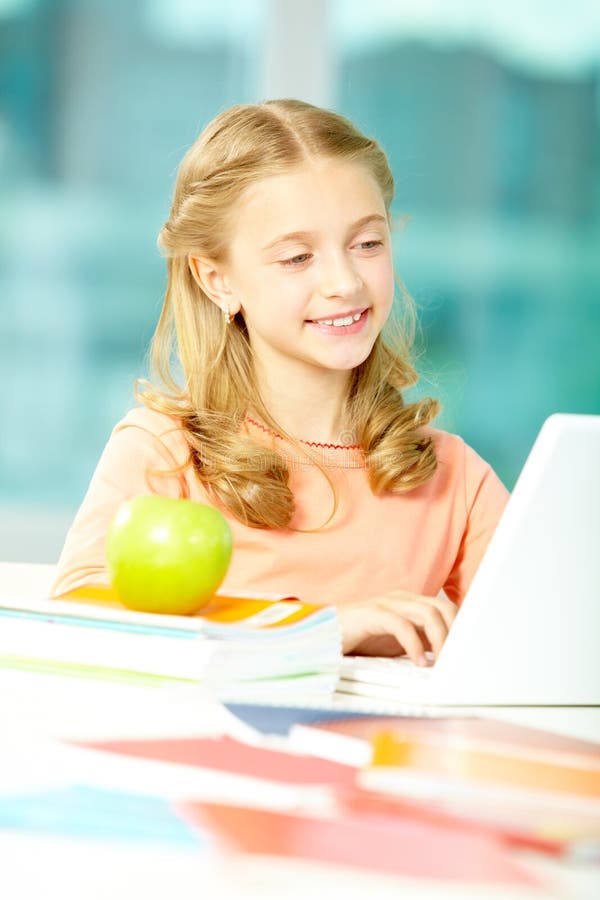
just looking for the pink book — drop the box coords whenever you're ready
[178,799,540,886]
[76,734,357,787]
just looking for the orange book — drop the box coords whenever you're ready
[287,714,600,857]
[370,730,600,798]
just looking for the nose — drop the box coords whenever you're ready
[319,252,363,300]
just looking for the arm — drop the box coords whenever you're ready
[51,412,190,597]
[337,438,509,662]
[443,446,510,605]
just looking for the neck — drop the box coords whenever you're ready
[252,363,353,446]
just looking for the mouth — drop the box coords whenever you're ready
[306,307,369,325]
[305,308,370,335]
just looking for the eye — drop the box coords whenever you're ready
[355,240,384,250]
[280,253,312,267]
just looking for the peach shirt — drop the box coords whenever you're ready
[52,407,509,607]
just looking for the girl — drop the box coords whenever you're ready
[52,99,509,666]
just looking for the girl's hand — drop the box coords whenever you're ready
[336,590,458,665]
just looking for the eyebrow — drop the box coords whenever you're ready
[261,213,388,252]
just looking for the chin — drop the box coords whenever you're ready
[341,337,378,366]
[324,350,374,372]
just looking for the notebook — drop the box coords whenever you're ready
[0,590,341,696]
[340,413,600,706]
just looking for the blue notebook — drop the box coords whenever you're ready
[224,701,397,736]
[0,785,204,847]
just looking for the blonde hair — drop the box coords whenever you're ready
[137,98,439,530]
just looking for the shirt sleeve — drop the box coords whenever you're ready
[442,441,510,606]
[51,412,192,597]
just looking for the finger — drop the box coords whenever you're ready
[339,603,428,664]
[413,606,448,659]
[371,598,449,659]
[381,592,458,633]
[422,593,458,631]
[368,610,428,666]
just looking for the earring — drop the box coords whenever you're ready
[223,305,234,325]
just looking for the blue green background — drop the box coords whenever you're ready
[1,0,598,558]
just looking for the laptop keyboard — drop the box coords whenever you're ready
[340,654,435,687]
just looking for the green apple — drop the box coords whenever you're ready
[106,496,233,615]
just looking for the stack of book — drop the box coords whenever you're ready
[67,707,600,887]
[0,588,342,696]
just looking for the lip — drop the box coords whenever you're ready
[306,308,370,336]
[306,306,368,323]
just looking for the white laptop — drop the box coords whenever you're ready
[340,414,600,706]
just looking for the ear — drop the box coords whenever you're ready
[188,255,241,316]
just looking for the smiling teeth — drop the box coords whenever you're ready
[318,312,363,326]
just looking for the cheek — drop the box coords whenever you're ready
[265,274,311,313]
[370,261,395,309]
[242,277,306,333]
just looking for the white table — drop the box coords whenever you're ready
[1,561,599,899]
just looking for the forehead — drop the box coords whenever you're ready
[233,159,386,242]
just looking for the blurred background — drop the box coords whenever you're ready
[1,0,599,561]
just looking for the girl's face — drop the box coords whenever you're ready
[220,158,394,377]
